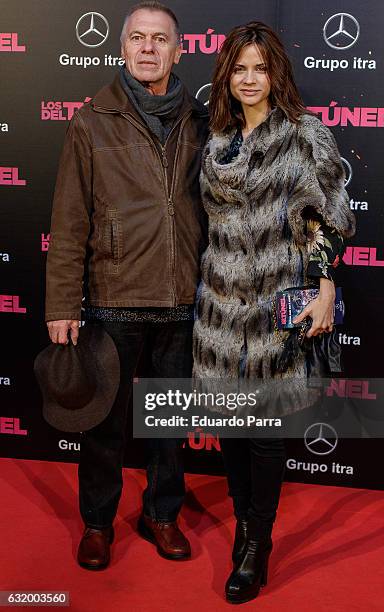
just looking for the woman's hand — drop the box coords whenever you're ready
[293,278,335,337]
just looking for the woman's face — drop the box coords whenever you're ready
[229,44,271,111]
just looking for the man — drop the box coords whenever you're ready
[45,1,208,570]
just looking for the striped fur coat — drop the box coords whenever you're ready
[192,107,356,416]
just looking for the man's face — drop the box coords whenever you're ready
[121,9,181,87]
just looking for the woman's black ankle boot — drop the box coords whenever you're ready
[232,519,248,565]
[225,521,273,604]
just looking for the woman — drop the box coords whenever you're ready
[193,22,355,604]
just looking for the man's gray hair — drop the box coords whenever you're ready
[120,1,181,45]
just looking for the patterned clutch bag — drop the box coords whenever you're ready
[274,286,344,330]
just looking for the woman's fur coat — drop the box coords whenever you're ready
[193,107,356,417]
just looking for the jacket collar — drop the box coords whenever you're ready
[91,73,208,119]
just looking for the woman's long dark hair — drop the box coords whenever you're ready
[209,21,307,133]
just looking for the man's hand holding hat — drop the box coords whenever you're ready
[47,319,79,345]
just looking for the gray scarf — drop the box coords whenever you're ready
[119,66,185,144]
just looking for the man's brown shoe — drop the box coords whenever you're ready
[77,526,114,570]
[138,514,191,560]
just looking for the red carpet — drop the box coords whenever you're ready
[1,458,384,611]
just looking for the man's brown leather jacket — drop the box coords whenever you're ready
[45,75,209,321]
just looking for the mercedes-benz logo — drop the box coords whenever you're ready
[304,422,338,455]
[341,157,352,187]
[323,13,360,51]
[195,83,212,106]
[76,12,109,48]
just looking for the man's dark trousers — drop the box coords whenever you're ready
[78,319,193,528]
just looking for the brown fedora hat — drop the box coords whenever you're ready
[34,324,120,432]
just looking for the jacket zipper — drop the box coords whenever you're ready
[162,111,192,306]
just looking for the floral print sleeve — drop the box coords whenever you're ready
[306,218,344,280]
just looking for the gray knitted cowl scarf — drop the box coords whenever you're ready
[119,66,185,144]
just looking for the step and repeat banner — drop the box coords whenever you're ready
[1,0,383,489]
